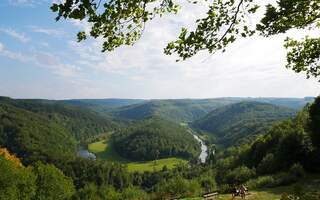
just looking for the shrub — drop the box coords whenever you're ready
[257,153,278,175]
[289,163,305,178]
[246,176,276,189]
[225,166,256,184]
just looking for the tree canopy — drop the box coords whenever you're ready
[52,0,320,80]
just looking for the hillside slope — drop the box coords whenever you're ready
[113,117,200,161]
[0,97,117,141]
[0,103,76,164]
[192,101,296,146]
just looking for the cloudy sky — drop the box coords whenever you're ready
[0,0,319,99]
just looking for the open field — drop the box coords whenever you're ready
[88,139,187,172]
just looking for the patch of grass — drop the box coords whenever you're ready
[88,139,128,162]
[88,139,187,172]
[127,158,187,172]
[183,174,320,200]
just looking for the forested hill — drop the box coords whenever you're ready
[110,98,241,122]
[113,117,200,161]
[63,97,312,123]
[192,101,297,146]
[0,97,117,141]
[0,103,76,164]
[61,98,145,111]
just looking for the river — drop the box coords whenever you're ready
[78,148,96,160]
[192,133,208,163]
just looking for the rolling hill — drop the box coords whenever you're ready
[0,97,118,141]
[0,103,76,164]
[192,101,297,146]
[113,117,200,161]
[110,98,242,122]
[79,97,312,123]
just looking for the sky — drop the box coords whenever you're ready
[0,0,319,100]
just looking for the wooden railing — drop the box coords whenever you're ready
[203,192,218,200]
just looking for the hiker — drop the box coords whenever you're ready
[239,185,248,199]
[232,185,240,199]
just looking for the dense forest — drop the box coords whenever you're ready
[192,102,296,147]
[0,96,319,199]
[212,98,320,196]
[113,117,200,161]
[0,103,76,164]
[0,97,117,141]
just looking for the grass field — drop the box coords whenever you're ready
[88,138,187,172]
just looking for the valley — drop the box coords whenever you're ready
[0,96,319,200]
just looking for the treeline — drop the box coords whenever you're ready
[0,97,117,141]
[212,97,320,191]
[113,117,200,161]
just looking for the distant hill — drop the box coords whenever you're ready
[0,103,76,164]
[113,117,200,161]
[110,98,241,122]
[249,97,314,110]
[192,101,297,146]
[61,99,145,110]
[70,97,312,123]
[0,97,117,141]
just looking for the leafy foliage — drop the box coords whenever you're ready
[32,162,75,200]
[309,96,320,148]
[113,117,200,161]
[0,151,75,200]
[0,156,36,200]
[52,0,320,79]
[51,0,179,52]
[192,101,296,146]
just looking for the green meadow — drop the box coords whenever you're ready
[88,138,187,172]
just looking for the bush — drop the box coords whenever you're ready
[257,153,278,175]
[155,176,202,199]
[218,184,232,194]
[200,176,217,193]
[121,187,148,200]
[225,166,256,184]
[246,176,276,189]
[274,172,298,186]
[289,163,305,178]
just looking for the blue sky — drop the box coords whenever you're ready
[0,0,319,99]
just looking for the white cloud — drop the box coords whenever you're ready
[29,26,65,36]
[8,0,46,6]
[0,44,80,77]
[1,0,319,99]
[65,0,320,98]
[0,42,4,52]
[0,28,30,43]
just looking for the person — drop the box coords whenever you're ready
[232,185,240,199]
[239,185,248,199]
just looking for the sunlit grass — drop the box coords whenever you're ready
[88,139,187,172]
